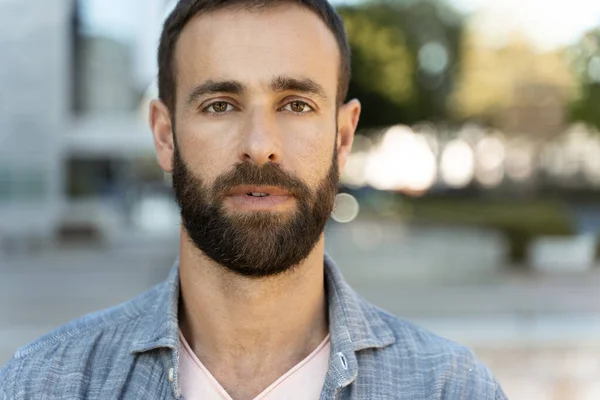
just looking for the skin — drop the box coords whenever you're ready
[149,3,361,399]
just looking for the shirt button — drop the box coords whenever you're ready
[337,352,348,370]
[168,368,174,382]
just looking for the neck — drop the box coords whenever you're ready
[178,228,329,393]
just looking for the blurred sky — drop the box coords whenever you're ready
[82,0,600,51]
[454,0,600,50]
[79,0,146,41]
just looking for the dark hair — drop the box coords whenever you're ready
[157,0,351,113]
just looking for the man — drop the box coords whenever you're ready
[0,1,507,399]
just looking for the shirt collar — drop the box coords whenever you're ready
[322,253,396,391]
[323,253,395,351]
[130,259,181,354]
[130,254,396,389]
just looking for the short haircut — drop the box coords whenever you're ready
[157,0,351,113]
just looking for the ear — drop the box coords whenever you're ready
[149,100,175,173]
[336,98,361,174]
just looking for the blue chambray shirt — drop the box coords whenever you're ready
[0,255,507,399]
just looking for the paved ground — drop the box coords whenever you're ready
[1,220,600,399]
[0,237,179,363]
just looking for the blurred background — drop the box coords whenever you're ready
[1,0,600,398]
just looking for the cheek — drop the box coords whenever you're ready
[284,129,334,185]
[179,135,213,177]
[176,118,238,183]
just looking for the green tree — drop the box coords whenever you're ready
[569,29,600,130]
[338,0,464,130]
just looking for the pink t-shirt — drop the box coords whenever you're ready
[178,331,330,400]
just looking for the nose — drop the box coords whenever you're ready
[238,106,282,166]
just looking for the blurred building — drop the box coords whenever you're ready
[0,0,71,241]
[0,0,170,247]
[75,36,138,113]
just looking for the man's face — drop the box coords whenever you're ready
[172,138,338,276]
[151,3,360,276]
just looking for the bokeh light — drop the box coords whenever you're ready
[440,139,475,188]
[331,193,360,223]
[475,135,506,187]
[365,126,437,193]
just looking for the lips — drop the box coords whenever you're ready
[225,186,292,197]
[222,185,294,210]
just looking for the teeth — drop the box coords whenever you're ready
[249,192,269,197]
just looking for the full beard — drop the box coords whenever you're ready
[171,141,339,278]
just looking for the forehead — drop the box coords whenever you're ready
[174,3,340,100]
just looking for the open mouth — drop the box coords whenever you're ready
[247,192,270,197]
[224,187,292,209]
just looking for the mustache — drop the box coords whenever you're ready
[211,162,312,200]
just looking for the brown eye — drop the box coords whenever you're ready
[211,102,229,113]
[290,101,306,113]
[286,101,312,113]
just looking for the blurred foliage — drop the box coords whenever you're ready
[401,197,574,262]
[452,34,576,133]
[342,10,414,107]
[352,190,575,263]
[569,29,600,131]
[338,0,464,130]
[571,82,600,130]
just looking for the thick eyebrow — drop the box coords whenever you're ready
[269,76,329,102]
[186,80,247,105]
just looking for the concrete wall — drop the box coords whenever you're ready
[0,0,74,238]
